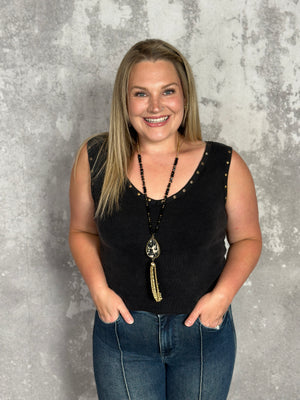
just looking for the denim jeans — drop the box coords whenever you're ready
[93,307,236,400]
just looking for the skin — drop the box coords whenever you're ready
[127,60,185,150]
[69,60,262,328]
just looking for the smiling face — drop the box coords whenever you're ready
[127,60,185,146]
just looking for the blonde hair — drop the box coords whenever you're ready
[93,39,202,217]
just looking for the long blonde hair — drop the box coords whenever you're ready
[93,39,202,218]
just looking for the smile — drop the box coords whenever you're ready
[144,116,169,123]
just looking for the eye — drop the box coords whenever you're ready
[133,91,147,97]
[163,88,175,95]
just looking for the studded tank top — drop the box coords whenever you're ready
[87,135,232,314]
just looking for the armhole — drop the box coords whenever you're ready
[224,147,232,204]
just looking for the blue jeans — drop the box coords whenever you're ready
[93,308,236,399]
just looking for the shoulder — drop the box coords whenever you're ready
[206,141,232,154]
[72,133,108,182]
[85,133,108,176]
[87,132,108,148]
[226,149,257,214]
[87,133,108,159]
[204,141,233,172]
[206,142,253,183]
[228,149,254,190]
[205,142,250,171]
[71,142,90,186]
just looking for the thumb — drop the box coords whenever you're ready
[119,304,134,325]
[184,308,201,327]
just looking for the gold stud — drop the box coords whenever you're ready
[225,173,228,177]
[173,195,177,199]
[201,162,205,165]
[183,189,186,192]
[137,192,141,196]
[196,170,200,174]
[226,161,230,164]
[225,185,227,188]
[190,180,193,184]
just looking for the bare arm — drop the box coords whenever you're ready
[69,144,133,324]
[185,151,262,327]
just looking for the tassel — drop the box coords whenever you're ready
[150,261,163,302]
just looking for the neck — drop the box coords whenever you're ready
[137,134,181,156]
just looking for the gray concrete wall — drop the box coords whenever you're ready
[1,0,299,399]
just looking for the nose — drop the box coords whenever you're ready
[148,95,162,113]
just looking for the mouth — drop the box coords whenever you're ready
[144,116,169,124]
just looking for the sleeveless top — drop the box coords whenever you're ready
[87,135,232,314]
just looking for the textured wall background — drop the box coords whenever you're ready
[1,0,299,399]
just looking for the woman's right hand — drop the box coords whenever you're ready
[93,286,134,324]
[69,144,134,326]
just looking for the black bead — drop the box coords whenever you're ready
[137,149,179,238]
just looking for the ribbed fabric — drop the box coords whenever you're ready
[87,135,232,314]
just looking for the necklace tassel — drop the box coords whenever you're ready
[150,261,163,302]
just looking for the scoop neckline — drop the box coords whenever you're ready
[127,141,211,204]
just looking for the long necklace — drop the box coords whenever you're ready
[137,138,180,302]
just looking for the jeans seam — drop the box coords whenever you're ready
[158,315,165,363]
[114,322,132,400]
[199,324,203,400]
[229,306,237,351]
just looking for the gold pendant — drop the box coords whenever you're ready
[150,261,163,302]
[146,235,162,302]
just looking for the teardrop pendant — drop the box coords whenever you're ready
[150,261,163,302]
[145,235,160,260]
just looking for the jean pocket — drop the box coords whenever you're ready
[96,311,121,326]
[198,309,228,332]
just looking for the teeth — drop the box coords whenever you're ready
[145,116,168,123]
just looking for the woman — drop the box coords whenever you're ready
[69,39,262,399]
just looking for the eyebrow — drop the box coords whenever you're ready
[129,82,180,91]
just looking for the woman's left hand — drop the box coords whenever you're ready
[184,291,230,328]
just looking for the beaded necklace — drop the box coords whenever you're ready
[137,138,180,302]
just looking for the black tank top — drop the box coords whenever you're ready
[87,135,232,314]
